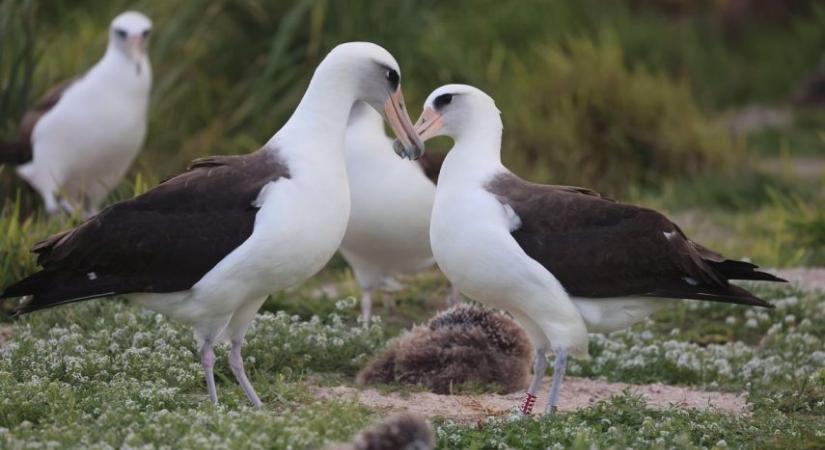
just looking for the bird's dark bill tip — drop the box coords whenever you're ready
[393,139,410,159]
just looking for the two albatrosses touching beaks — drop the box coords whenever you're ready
[341,102,453,321]
[0,11,153,217]
[0,42,423,407]
[408,84,785,416]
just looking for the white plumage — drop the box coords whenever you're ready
[2,42,423,409]
[16,11,152,216]
[340,102,437,320]
[415,84,779,417]
[131,43,422,407]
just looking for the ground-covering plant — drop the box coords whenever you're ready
[0,284,823,448]
[435,392,824,450]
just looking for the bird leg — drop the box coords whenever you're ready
[200,340,218,405]
[361,289,373,324]
[544,348,568,415]
[58,196,78,216]
[229,338,262,408]
[519,348,547,416]
[43,194,61,216]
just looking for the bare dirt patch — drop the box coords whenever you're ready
[776,267,825,292]
[313,377,748,421]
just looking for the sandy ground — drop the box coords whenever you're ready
[314,377,749,421]
[776,267,825,292]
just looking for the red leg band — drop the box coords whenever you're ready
[520,392,537,415]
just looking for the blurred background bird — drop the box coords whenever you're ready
[341,102,454,322]
[1,11,152,217]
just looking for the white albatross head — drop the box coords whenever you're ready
[315,42,424,159]
[109,11,152,69]
[395,84,501,159]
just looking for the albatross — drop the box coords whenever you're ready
[0,11,153,217]
[0,42,423,407]
[404,84,784,416]
[341,102,450,321]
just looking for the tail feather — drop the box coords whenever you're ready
[646,282,774,308]
[708,259,787,283]
[0,141,32,165]
[1,271,113,316]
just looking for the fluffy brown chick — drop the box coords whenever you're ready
[357,304,532,394]
[326,412,435,450]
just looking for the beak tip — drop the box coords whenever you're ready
[392,139,406,158]
[392,139,423,161]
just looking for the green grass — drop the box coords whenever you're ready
[7,0,825,193]
[0,282,823,448]
[436,393,824,450]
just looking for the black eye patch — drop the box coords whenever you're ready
[114,28,127,39]
[434,93,453,110]
[142,29,152,39]
[386,69,400,91]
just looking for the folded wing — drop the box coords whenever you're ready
[2,148,289,314]
[487,173,782,307]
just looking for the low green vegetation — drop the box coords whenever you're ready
[0,282,823,448]
[437,393,824,450]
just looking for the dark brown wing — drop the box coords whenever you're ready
[0,78,79,165]
[2,148,290,314]
[487,173,782,307]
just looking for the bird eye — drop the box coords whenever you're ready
[386,69,399,91]
[434,93,453,110]
[114,28,127,39]
[142,29,152,39]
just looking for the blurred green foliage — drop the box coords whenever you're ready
[499,33,737,189]
[3,0,823,191]
[0,0,35,132]
[0,0,824,267]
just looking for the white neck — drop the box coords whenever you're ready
[345,103,391,157]
[347,102,385,139]
[272,60,361,156]
[87,44,152,97]
[439,110,505,188]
